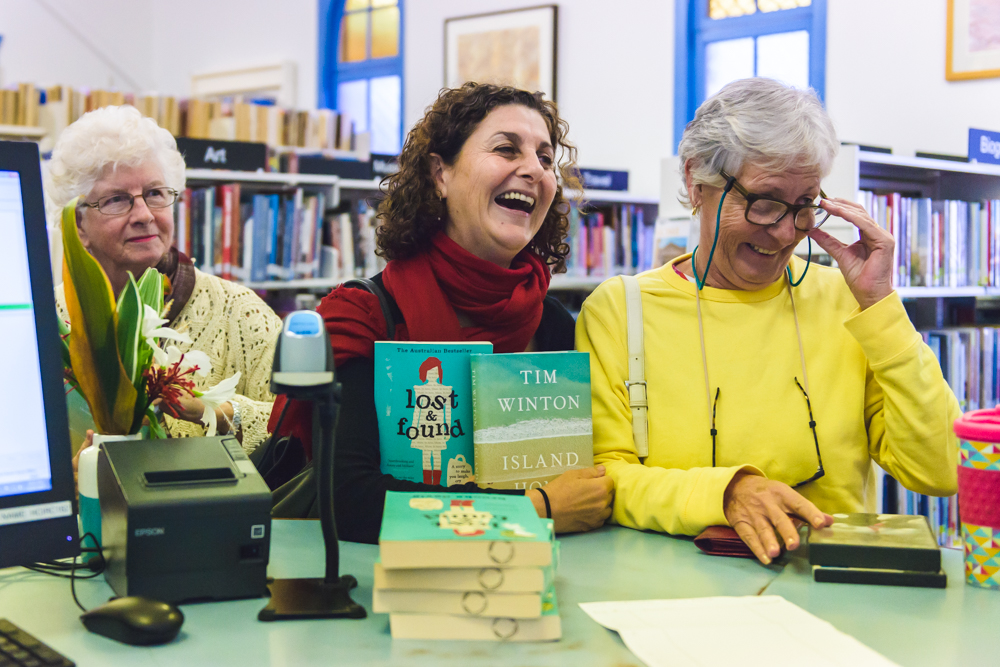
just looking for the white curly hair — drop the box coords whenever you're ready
[44,105,186,230]
[677,77,838,209]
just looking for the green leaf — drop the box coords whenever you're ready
[146,406,166,440]
[115,274,143,385]
[61,198,137,434]
[136,267,165,313]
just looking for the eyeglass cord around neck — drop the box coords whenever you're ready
[689,184,820,480]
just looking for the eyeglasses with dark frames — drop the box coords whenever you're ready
[79,187,180,216]
[718,169,830,232]
[709,377,825,489]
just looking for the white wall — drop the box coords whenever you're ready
[826,0,1000,159]
[150,0,319,109]
[0,0,318,108]
[404,0,674,199]
[0,0,155,91]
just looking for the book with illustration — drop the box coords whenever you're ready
[378,492,551,569]
[470,351,593,490]
[374,341,492,486]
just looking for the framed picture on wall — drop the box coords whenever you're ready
[444,5,558,101]
[947,0,1000,80]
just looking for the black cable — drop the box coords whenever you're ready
[28,532,104,612]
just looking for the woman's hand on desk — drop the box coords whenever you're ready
[527,466,615,534]
[723,471,833,565]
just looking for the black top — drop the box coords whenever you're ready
[333,276,576,544]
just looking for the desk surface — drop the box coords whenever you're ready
[1,520,996,667]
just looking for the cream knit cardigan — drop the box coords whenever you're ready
[57,268,281,452]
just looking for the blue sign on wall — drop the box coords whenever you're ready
[576,168,629,191]
[968,128,1000,164]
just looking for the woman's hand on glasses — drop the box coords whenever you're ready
[723,471,833,565]
[807,197,895,310]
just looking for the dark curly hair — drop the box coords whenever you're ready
[375,82,580,273]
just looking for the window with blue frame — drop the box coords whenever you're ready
[319,0,403,155]
[674,0,826,152]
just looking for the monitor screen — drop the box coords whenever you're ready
[0,141,79,569]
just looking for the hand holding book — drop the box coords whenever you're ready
[723,471,833,565]
[808,197,895,310]
[526,466,614,533]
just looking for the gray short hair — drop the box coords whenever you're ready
[44,105,186,228]
[677,78,838,208]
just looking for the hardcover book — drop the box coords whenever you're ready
[812,565,947,588]
[378,491,551,569]
[374,341,492,485]
[373,588,542,618]
[373,562,545,593]
[471,351,593,490]
[387,583,561,641]
[808,513,941,572]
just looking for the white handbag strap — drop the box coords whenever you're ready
[621,275,648,458]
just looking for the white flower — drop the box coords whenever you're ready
[155,345,212,378]
[142,304,193,367]
[142,305,192,364]
[197,372,241,436]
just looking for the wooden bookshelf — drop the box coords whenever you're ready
[0,125,46,139]
[185,168,339,187]
[565,189,659,205]
[243,277,340,291]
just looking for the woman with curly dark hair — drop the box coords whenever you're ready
[269,83,614,544]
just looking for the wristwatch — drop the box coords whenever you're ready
[230,399,242,435]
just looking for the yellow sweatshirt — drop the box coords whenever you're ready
[576,254,959,536]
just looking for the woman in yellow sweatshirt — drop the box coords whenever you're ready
[576,78,959,564]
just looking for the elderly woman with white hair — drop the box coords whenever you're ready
[576,78,959,564]
[47,105,280,451]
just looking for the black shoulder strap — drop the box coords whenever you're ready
[343,275,399,341]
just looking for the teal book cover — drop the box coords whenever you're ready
[374,341,492,485]
[471,351,593,489]
[380,491,547,544]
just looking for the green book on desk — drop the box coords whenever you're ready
[379,491,552,569]
[470,351,593,490]
[809,513,946,587]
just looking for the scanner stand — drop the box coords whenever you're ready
[258,384,365,620]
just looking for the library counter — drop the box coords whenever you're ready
[1,520,995,667]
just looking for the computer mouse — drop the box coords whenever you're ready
[80,596,184,646]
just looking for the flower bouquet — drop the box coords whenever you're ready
[59,198,238,438]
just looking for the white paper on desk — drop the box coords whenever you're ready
[580,596,898,667]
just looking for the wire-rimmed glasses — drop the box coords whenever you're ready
[79,187,180,216]
[719,169,830,232]
[709,377,825,489]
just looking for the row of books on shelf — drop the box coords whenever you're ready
[2,81,357,152]
[565,204,658,277]
[860,190,1000,289]
[173,187,385,284]
[174,185,326,283]
[875,325,1000,548]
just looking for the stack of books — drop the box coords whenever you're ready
[808,513,946,588]
[376,491,561,641]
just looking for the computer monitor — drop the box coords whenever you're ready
[0,141,79,568]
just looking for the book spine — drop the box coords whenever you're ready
[220,185,233,280]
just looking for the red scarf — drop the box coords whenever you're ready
[268,232,551,453]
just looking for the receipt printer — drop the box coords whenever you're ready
[97,436,271,604]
